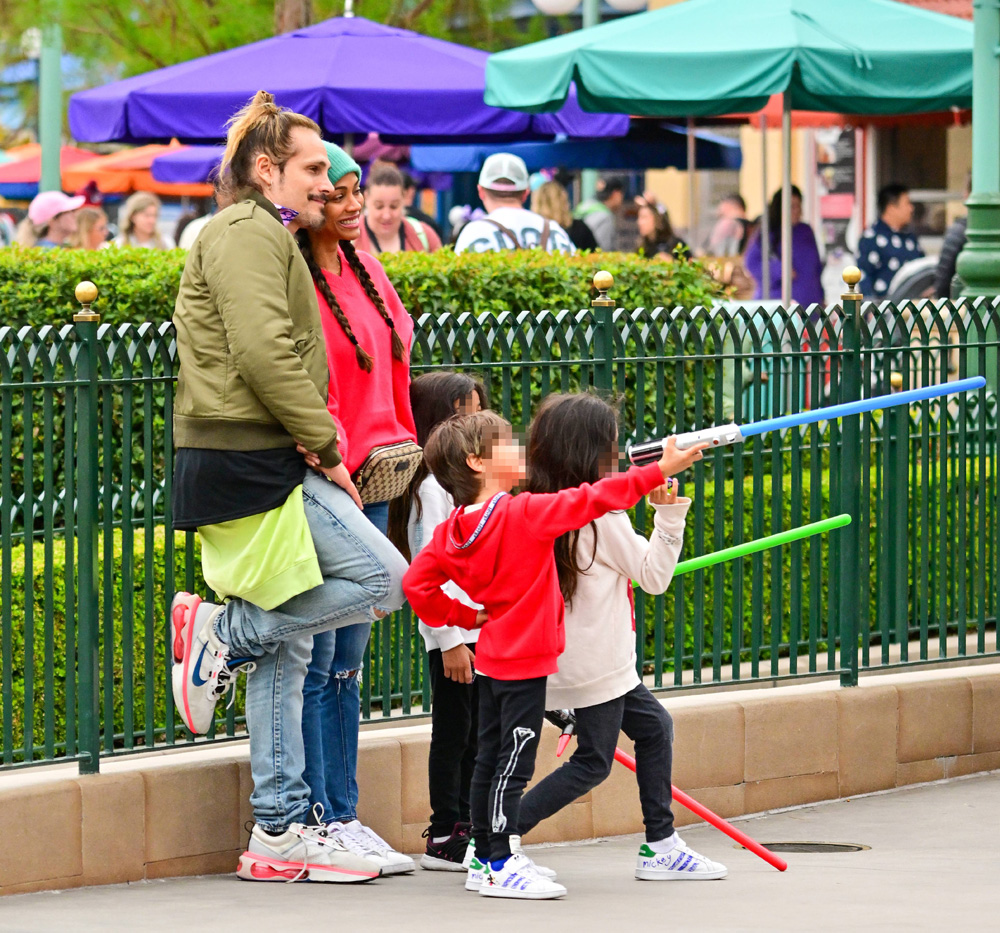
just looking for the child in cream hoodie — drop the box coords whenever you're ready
[517,392,728,882]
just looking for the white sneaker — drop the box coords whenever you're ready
[236,822,381,883]
[462,837,475,869]
[479,853,567,900]
[465,855,489,892]
[170,593,252,735]
[635,837,728,881]
[340,819,415,875]
[509,833,557,880]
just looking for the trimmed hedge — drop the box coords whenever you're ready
[0,244,726,327]
[3,529,207,761]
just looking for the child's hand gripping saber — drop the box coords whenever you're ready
[544,515,853,872]
[626,376,986,464]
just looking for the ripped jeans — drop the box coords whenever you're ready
[301,500,389,821]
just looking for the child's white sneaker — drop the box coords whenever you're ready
[465,855,489,891]
[634,837,728,880]
[479,853,567,900]
[509,833,557,879]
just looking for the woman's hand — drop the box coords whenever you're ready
[474,610,488,628]
[657,436,709,479]
[321,461,364,510]
[441,644,475,684]
[648,477,678,505]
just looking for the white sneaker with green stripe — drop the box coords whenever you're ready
[465,855,489,891]
[635,837,727,880]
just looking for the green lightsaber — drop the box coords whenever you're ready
[661,513,852,579]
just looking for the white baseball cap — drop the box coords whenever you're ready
[478,153,530,193]
[28,191,86,227]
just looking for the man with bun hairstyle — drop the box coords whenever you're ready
[169,90,407,883]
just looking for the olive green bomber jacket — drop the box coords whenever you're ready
[172,190,341,469]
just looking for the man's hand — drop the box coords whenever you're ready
[296,441,322,469]
[441,644,475,684]
[321,461,364,510]
[474,610,488,628]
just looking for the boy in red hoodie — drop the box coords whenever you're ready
[403,410,706,900]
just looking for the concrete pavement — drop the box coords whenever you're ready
[1,772,996,933]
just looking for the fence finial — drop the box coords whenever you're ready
[841,265,862,296]
[592,270,614,308]
[74,281,100,323]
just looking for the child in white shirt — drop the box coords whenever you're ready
[517,392,728,882]
[394,371,486,871]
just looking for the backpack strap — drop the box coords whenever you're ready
[403,215,430,251]
[540,218,551,251]
[483,218,524,249]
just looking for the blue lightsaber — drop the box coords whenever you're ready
[627,376,987,465]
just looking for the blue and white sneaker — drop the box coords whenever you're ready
[509,833,557,880]
[465,855,489,892]
[170,592,252,735]
[479,853,567,900]
[635,837,727,881]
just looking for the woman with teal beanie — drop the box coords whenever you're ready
[296,142,417,874]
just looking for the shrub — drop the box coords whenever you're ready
[0,245,725,328]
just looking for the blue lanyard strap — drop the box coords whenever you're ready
[450,492,506,550]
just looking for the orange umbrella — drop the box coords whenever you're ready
[62,143,214,197]
[726,93,970,128]
[0,145,95,182]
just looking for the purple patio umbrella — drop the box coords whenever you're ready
[69,16,628,144]
[151,141,453,191]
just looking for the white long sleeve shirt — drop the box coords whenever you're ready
[546,499,690,710]
[407,474,481,653]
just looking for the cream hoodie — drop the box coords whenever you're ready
[546,498,690,710]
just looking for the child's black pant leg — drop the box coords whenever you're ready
[518,694,625,836]
[427,647,479,835]
[487,675,547,862]
[470,674,502,863]
[620,684,675,842]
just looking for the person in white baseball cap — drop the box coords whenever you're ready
[16,191,85,249]
[454,152,574,256]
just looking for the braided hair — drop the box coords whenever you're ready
[341,241,407,365]
[296,231,375,371]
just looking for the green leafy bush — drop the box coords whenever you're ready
[0,245,725,327]
[2,529,208,763]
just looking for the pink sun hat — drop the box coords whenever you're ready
[28,191,86,227]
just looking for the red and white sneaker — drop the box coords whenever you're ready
[237,821,381,884]
[170,592,250,735]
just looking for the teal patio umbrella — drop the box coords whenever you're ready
[485,0,973,302]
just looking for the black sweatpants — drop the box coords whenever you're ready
[426,646,478,836]
[519,683,676,843]
[470,674,547,863]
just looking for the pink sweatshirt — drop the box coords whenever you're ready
[315,246,417,476]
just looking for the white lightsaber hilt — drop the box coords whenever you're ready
[627,424,745,466]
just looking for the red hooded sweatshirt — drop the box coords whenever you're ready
[402,462,665,681]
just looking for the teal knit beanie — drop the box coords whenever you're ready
[324,141,362,186]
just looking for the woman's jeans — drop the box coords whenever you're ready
[215,476,405,832]
[301,499,391,822]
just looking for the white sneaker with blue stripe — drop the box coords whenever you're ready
[479,852,567,900]
[635,837,727,880]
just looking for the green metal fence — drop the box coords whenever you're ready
[2,282,998,772]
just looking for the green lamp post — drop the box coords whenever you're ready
[38,22,63,193]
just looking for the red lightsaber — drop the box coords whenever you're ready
[546,710,787,872]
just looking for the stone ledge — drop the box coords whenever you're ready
[2,663,999,896]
